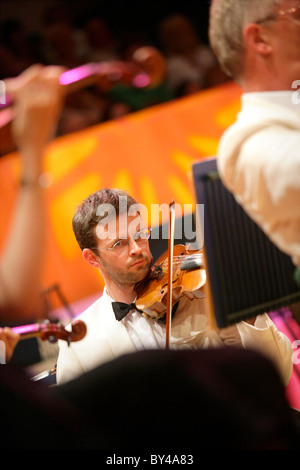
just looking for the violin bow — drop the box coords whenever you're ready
[166,200,175,349]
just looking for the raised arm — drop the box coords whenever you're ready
[0,65,65,322]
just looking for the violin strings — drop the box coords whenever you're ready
[162,255,202,263]
[160,254,202,270]
[163,254,202,262]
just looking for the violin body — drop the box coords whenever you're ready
[135,244,206,320]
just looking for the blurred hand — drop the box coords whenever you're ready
[5,64,66,161]
[0,327,20,362]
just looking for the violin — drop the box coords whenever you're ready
[12,319,87,345]
[136,201,206,348]
[0,46,166,155]
[135,244,206,322]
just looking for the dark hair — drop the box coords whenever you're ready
[72,188,138,251]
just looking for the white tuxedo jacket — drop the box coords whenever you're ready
[56,287,293,385]
[56,291,138,384]
[217,91,300,266]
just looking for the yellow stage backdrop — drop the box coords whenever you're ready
[0,81,242,308]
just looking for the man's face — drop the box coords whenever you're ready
[267,0,300,88]
[95,213,153,287]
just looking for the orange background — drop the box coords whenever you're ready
[0,81,241,306]
[1,81,300,410]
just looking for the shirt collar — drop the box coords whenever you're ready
[244,90,298,112]
[103,286,137,304]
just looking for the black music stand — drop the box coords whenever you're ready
[192,157,300,328]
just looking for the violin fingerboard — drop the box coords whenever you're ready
[180,258,203,271]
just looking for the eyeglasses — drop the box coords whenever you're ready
[97,228,152,253]
[256,4,300,25]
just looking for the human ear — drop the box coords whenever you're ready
[82,248,101,268]
[243,23,273,55]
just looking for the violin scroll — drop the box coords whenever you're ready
[95,46,166,92]
[67,319,87,343]
[12,319,87,346]
[131,46,166,89]
[39,319,87,345]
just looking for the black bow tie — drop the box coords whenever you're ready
[112,301,142,321]
[112,300,180,322]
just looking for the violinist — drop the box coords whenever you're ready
[0,327,19,362]
[56,188,293,385]
[0,64,65,323]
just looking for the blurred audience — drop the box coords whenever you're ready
[41,5,107,135]
[0,6,229,136]
[0,19,37,79]
[158,14,226,96]
[42,4,88,69]
[43,22,85,69]
[81,15,119,63]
